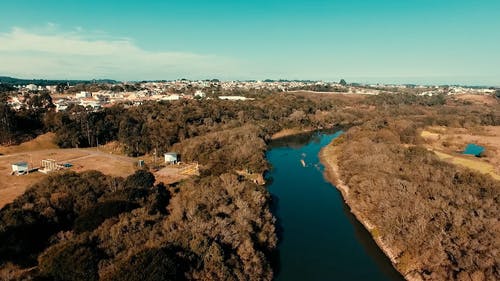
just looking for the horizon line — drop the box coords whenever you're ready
[1,75,499,88]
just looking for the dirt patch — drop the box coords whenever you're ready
[154,163,199,185]
[0,173,46,209]
[70,154,136,177]
[421,126,500,180]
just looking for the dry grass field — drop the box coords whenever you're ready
[0,133,58,155]
[0,137,138,208]
[0,135,203,208]
[153,163,199,185]
[451,94,498,106]
[421,126,500,180]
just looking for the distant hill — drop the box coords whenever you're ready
[0,76,119,86]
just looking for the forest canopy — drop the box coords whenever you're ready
[0,90,499,280]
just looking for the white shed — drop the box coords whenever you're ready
[194,90,206,98]
[11,162,28,175]
[164,153,179,164]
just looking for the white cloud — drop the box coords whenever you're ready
[0,26,236,80]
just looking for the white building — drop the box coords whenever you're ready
[162,94,181,101]
[11,162,28,175]
[218,96,253,101]
[164,152,179,164]
[55,103,68,112]
[194,90,206,98]
[45,85,57,93]
[76,91,92,99]
[79,100,101,110]
[25,84,38,91]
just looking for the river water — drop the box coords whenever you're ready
[267,131,404,281]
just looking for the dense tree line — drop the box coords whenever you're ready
[0,169,276,280]
[366,93,446,106]
[332,113,499,280]
[0,84,16,93]
[288,84,349,92]
[0,92,53,145]
[0,90,498,280]
[43,94,348,156]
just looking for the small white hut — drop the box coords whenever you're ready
[164,152,179,164]
[11,162,28,175]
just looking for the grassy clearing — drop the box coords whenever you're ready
[0,147,137,208]
[421,126,500,181]
[420,130,440,139]
[433,151,500,180]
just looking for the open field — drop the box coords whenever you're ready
[451,94,498,106]
[432,151,500,180]
[0,136,200,208]
[0,147,138,208]
[421,126,500,180]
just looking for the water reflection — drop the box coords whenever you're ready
[341,200,404,280]
[267,130,404,281]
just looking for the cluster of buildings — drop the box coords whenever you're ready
[421,86,496,96]
[139,79,329,92]
[4,80,497,112]
[53,89,210,112]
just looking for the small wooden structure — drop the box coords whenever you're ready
[39,159,59,174]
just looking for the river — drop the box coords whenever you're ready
[267,130,404,281]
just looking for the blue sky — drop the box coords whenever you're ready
[1,0,499,85]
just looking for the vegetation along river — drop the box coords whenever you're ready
[267,130,404,281]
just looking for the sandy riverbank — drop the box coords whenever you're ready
[319,142,422,281]
[270,128,315,140]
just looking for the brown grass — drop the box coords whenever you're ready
[270,128,313,140]
[0,133,58,155]
[0,147,137,208]
[452,94,498,106]
[432,151,500,181]
[153,163,199,185]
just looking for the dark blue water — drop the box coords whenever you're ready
[267,131,404,281]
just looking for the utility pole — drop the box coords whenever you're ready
[154,148,157,166]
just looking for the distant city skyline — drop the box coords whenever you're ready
[1,0,499,86]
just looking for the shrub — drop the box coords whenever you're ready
[73,200,139,233]
[38,239,102,281]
